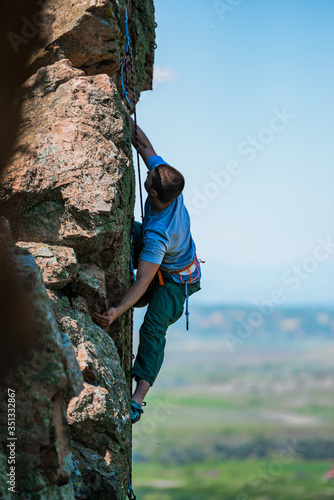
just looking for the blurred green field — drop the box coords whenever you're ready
[132,316,334,499]
[133,460,334,500]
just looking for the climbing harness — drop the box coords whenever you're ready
[144,256,202,330]
[171,256,201,282]
[144,256,205,330]
[120,7,144,222]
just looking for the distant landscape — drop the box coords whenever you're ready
[132,305,334,499]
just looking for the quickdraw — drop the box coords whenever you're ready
[173,256,200,330]
[185,280,189,330]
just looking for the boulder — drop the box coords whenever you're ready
[0,246,84,498]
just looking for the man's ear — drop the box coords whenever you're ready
[150,189,158,199]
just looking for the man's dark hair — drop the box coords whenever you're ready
[152,164,185,203]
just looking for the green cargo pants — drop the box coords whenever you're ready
[131,222,201,386]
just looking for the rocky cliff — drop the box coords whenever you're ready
[0,1,155,498]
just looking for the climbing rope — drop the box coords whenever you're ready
[121,9,141,499]
[127,219,137,500]
[127,473,136,500]
[120,7,144,223]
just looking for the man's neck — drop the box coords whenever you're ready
[151,198,173,213]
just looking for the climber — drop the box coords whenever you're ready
[93,117,201,424]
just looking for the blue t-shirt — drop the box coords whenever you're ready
[140,155,201,283]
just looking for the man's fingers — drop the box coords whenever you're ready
[93,312,110,326]
[93,312,105,319]
[93,310,118,327]
[93,314,104,322]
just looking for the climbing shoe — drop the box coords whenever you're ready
[131,400,146,424]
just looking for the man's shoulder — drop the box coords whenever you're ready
[175,193,188,213]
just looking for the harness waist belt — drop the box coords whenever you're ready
[176,263,197,275]
[157,257,200,286]
[171,256,200,283]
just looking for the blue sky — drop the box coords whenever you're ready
[133,0,334,306]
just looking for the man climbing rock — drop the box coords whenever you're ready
[93,118,201,423]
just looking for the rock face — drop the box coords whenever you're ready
[56,295,131,498]
[16,242,79,289]
[1,57,135,367]
[29,0,155,95]
[0,0,155,498]
[0,223,84,498]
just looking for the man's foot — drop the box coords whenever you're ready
[131,400,145,424]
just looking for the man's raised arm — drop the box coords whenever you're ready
[130,117,157,166]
